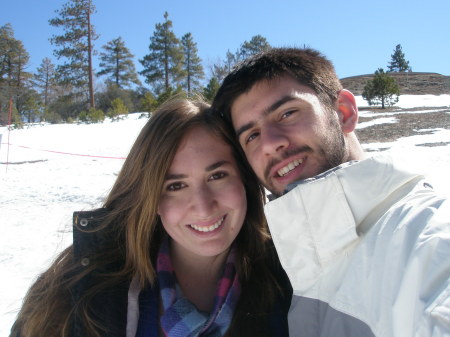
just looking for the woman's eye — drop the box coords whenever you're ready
[166,182,185,191]
[209,172,227,181]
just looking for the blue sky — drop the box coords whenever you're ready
[2,0,450,84]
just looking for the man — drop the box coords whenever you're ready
[212,48,450,336]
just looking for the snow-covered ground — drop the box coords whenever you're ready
[1,95,449,335]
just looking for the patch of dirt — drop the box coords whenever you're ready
[356,107,450,144]
[341,72,450,95]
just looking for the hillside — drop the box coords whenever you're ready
[341,72,450,95]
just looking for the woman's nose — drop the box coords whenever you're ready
[190,184,217,217]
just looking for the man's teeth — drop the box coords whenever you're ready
[189,217,224,232]
[277,159,303,177]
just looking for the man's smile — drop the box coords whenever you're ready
[276,158,304,177]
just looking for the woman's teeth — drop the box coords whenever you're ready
[189,216,224,232]
[277,159,303,177]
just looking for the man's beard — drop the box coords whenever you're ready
[263,112,347,195]
[318,111,347,173]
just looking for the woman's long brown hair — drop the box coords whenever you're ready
[10,98,286,337]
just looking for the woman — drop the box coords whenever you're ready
[10,99,291,337]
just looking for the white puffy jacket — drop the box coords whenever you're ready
[265,153,450,337]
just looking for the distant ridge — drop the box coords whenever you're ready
[340,72,450,95]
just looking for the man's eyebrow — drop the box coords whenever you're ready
[265,95,297,115]
[235,95,297,139]
[165,161,230,180]
[235,122,255,140]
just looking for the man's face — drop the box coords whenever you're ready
[230,76,348,196]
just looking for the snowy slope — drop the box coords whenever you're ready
[1,96,449,335]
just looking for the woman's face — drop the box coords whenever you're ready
[158,126,247,259]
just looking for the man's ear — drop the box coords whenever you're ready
[336,89,358,133]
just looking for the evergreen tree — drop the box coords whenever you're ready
[97,37,141,88]
[49,0,98,108]
[34,57,57,109]
[95,82,136,113]
[156,86,185,107]
[107,97,128,118]
[362,68,400,109]
[13,42,32,91]
[239,35,271,60]
[202,77,220,103]
[48,92,86,121]
[140,12,184,94]
[20,90,41,123]
[0,23,33,123]
[181,33,204,95]
[387,44,410,72]
[139,91,157,113]
[0,23,17,87]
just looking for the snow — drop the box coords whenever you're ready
[355,94,450,109]
[1,96,450,335]
[356,116,398,129]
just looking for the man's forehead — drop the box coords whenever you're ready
[230,77,318,128]
[230,79,279,120]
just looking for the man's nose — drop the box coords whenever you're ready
[261,125,289,156]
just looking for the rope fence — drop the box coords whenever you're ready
[0,142,127,161]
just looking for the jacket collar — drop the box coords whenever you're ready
[264,152,424,294]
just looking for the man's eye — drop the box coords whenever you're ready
[209,172,227,181]
[166,182,185,191]
[245,132,259,144]
[281,110,295,119]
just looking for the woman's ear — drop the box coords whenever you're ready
[337,89,359,133]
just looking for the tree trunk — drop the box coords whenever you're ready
[87,1,95,109]
[115,49,120,86]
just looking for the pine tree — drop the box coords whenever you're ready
[0,24,13,124]
[387,44,410,72]
[362,68,400,109]
[20,90,41,123]
[0,24,17,86]
[34,57,57,109]
[140,12,184,94]
[203,77,220,103]
[0,24,31,91]
[107,97,128,118]
[181,33,204,95]
[0,23,33,123]
[139,91,157,113]
[97,37,141,88]
[49,0,98,108]
[239,35,271,60]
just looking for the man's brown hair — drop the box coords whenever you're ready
[212,47,343,124]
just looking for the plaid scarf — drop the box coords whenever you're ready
[158,237,241,337]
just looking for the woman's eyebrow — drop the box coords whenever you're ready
[206,160,230,172]
[165,173,187,181]
[164,161,230,180]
